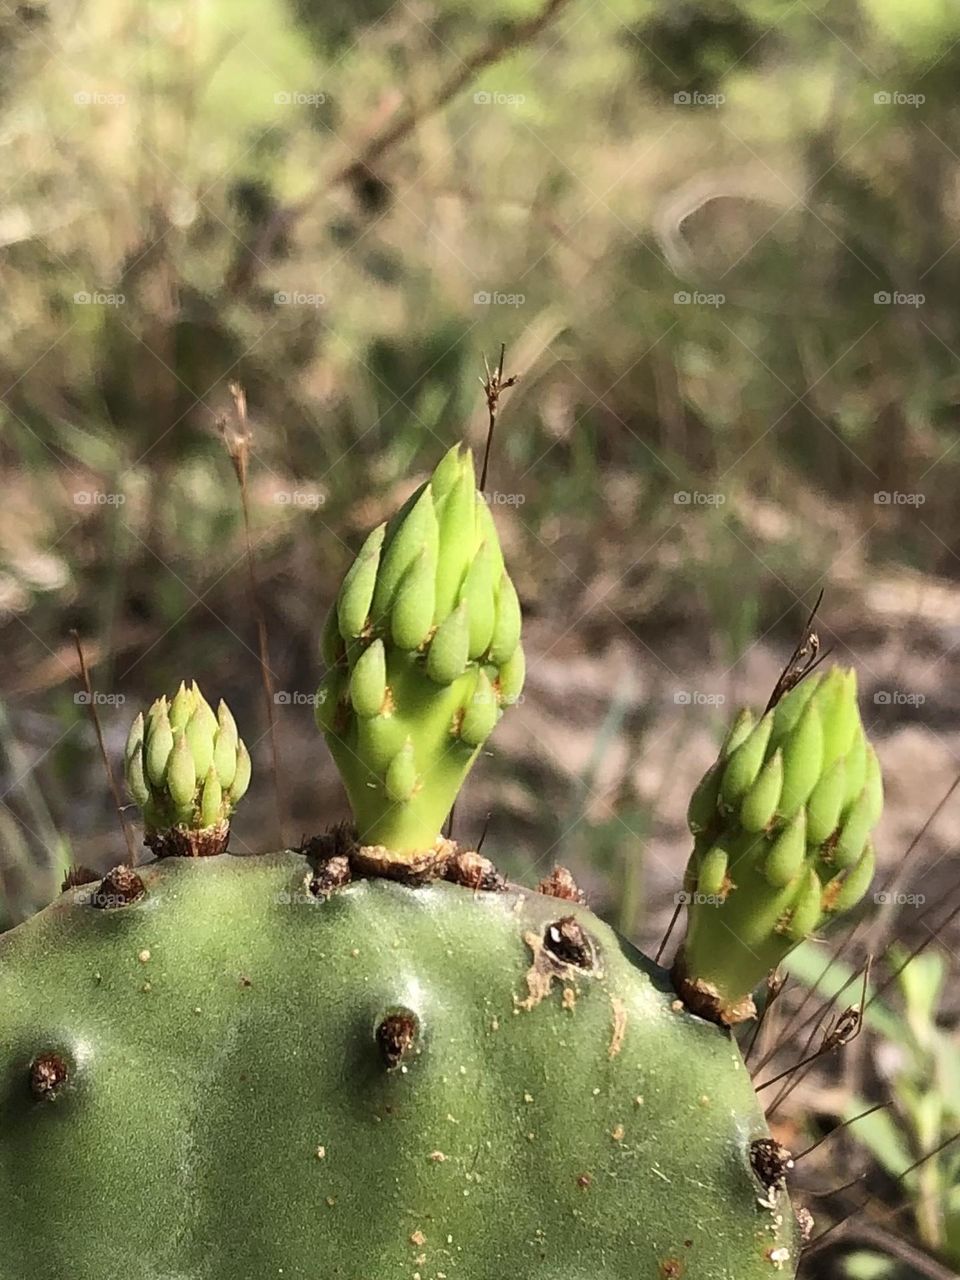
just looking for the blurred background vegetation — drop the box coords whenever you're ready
[3,0,960,1273]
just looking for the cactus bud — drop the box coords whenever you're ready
[351,640,388,719]
[391,546,437,652]
[498,644,526,706]
[721,707,755,757]
[806,757,846,846]
[124,684,250,858]
[740,749,783,833]
[200,767,223,830]
[231,741,252,803]
[697,844,730,898]
[385,740,418,803]
[459,670,500,747]
[763,811,806,888]
[338,523,386,639]
[687,762,722,837]
[779,699,824,818]
[317,445,522,858]
[488,574,522,666]
[426,601,470,685]
[673,666,882,1026]
[460,541,497,659]
[167,732,197,812]
[720,712,774,811]
[145,701,174,788]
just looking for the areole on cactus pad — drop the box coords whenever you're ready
[0,441,882,1279]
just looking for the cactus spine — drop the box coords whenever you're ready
[316,445,524,860]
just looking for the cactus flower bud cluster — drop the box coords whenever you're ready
[316,444,524,859]
[124,681,251,857]
[673,667,882,1025]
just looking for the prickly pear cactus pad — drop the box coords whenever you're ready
[0,851,798,1280]
[0,441,857,1280]
[673,668,882,1026]
[316,444,524,864]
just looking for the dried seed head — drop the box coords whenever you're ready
[29,1052,69,1100]
[537,865,586,903]
[543,917,595,969]
[308,855,352,901]
[823,1005,862,1050]
[444,849,505,892]
[91,865,145,909]
[375,1009,419,1069]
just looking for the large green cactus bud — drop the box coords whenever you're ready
[317,445,525,863]
[673,667,882,1026]
[125,681,251,858]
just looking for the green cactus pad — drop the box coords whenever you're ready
[0,851,797,1280]
[317,445,525,858]
[673,667,881,1026]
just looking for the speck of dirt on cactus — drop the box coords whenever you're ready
[28,1052,69,1100]
[750,1138,795,1196]
[375,1008,420,1069]
[537,866,585,902]
[308,854,352,900]
[90,864,145,909]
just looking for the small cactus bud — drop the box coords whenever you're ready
[697,844,729,898]
[144,701,174,788]
[230,741,252,803]
[785,866,823,941]
[167,733,197,812]
[426,600,470,685]
[200,768,223,830]
[459,541,497,659]
[720,712,773,811]
[498,643,525,706]
[673,666,882,1026]
[385,741,418,803]
[124,684,250,858]
[125,734,151,808]
[739,749,783,833]
[805,757,846,846]
[687,761,722,837]
[459,670,500,747]
[827,841,875,913]
[778,700,823,819]
[391,546,436,651]
[338,523,386,639]
[373,486,439,623]
[488,574,521,665]
[721,707,755,757]
[184,706,216,778]
[435,458,476,618]
[763,811,806,888]
[833,786,875,868]
[350,640,388,718]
